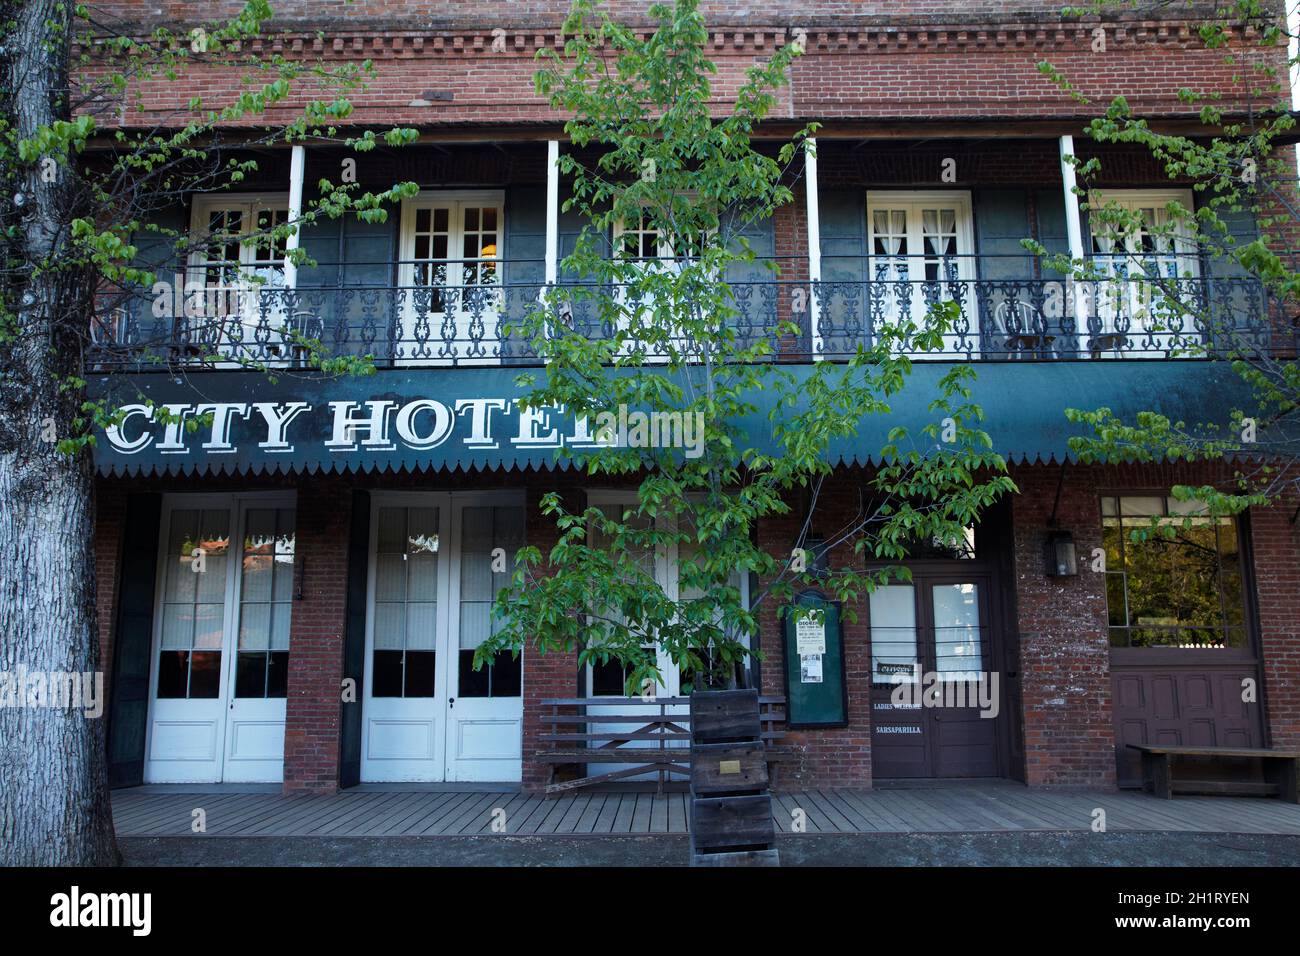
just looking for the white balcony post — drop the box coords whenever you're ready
[804,137,823,358]
[545,140,560,286]
[1059,135,1088,336]
[283,144,306,289]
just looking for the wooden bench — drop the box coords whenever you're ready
[1128,744,1299,802]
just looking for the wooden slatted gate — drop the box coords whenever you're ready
[536,695,790,795]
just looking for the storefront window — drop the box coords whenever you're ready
[1101,495,1247,649]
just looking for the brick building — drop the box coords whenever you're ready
[88,1,1300,796]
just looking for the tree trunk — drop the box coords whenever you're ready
[0,0,120,866]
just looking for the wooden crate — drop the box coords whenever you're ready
[690,741,769,794]
[688,689,779,866]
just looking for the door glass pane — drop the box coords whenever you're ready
[235,507,295,699]
[458,505,524,698]
[157,507,229,699]
[372,506,439,698]
[869,585,918,685]
[932,583,982,680]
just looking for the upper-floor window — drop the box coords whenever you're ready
[395,192,504,364]
[183,196,291,363]
[614,208,714,266]
[1087,190,1200,353]
[1101,494,1247,650]
[866,191,974,353]
[187,195,290,300]
[1088,189,1198,279]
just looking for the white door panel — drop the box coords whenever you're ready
[361,499,450,782]
[145,496,294,784]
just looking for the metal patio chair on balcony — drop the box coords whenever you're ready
[988,295,1062,360]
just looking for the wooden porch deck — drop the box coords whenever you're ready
[112,781,1300,838]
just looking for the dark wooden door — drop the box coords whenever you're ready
[870,574,1003,778]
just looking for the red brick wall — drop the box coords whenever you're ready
[79,6,1284,129]
[519,479,584,792]
[755,475,874,788]
[1248,487,1300,750]
[1008,462,1115,789]
[281,475,352,792]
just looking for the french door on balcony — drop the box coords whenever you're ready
[1087,189,1199,356]
[186,195,290,365]
[865,191,975,355]
[360,492,524,782]
[144,494,295,783]
[396,192,503,365]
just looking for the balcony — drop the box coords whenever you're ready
[87,255,1277,372]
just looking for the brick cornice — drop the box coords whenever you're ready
[78,18,1272,60]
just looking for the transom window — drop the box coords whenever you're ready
[1101,494,1247,649]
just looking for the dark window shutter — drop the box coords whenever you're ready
[339,489,371,789]
[107,493,162,789]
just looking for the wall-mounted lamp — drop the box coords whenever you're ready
[1044,529,1078,578]
[1043,461,1078,577]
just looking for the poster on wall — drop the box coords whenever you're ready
[780,590,848,728]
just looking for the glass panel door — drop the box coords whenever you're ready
[398,196,504,365]
[186,199,290,364]
[223,503,294,782]
[1088,190,1198,355]
[869,575,1000,779]
[362,500,450,782]
[445,500,525,782]
[146,496,293,784]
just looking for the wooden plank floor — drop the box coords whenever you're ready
[112,783,1300,838]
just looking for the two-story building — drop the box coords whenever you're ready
[87,1,1300,798]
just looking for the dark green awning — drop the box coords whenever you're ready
[88,361,1274,477]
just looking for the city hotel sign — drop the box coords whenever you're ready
[87,362,1264,476]
[88,369,720,475]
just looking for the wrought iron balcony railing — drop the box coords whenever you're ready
[86,256,1279,372]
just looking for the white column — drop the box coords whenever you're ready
[283,144,306,289]
[1059,135,1085,262]
[1059,135,1088,337]
[544,140,560,286]
[804,137,823,358]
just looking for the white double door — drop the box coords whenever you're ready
[145,493,296,783]
[866,191,975,355]
[1087,189,1200,355]
[395,192,504,365]
[361,492,524,782]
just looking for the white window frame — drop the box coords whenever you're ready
[1085,188,1201,354]
[865,190,976,355]
[184,193,292,364]
[395,189,506,365]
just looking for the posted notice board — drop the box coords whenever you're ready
[780,590,848,728]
